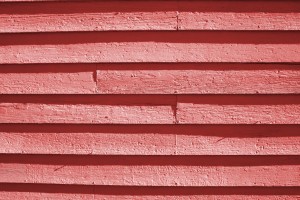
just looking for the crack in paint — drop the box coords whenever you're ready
[172,94,179,124]
[54,165,66,172]
[93,70,99,93]
[176,11,179,30]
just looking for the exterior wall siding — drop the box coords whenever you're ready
[0,0,299,199]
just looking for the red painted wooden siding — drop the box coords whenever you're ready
[0,0,299,199]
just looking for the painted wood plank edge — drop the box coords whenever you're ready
[0,132,299,155]
[178,12,300,31]
[0,192,298,200]
[0,163,299,186]
[2,69,300,94]
[96,70,300,94]
[0,71,97,94]
[1,103,300,124]
[1,12,300,32]
[0,12,177,33]
[1,43,300,63]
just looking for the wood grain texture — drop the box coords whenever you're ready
[1,102,299,124]
[97,70,300,94]
[177,104,300,124]
[0,72,97,94]
[178,13,300,30]
[0,131,299,155]
[0,0,299,197]
[1,12,300,32]
[1,192,298,200]
[0,163,298,186]
[0,103,175,124]
[0,12,176,33]
[1,43,300,64]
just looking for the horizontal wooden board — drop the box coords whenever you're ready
[97,70,300,94]
[0,131,299,155]
[0,103,175,124]
[0,72,96,94]
[1,103,299,124]
[178,12,300,30]
[1,192,298,200]
[3,69,299,94]
[0,12,176,33]
[1,43,300,63]
[177,104,300,124]
[1,12,299,32]
[0,163,298,186]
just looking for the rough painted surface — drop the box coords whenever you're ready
[0,12,177,33]
[0,72,97,94]
[1,43,300,63]
[0,103,175,124]
[1,131,299,155]
[0,0,300,198]
[0,163,299,186]
[2,12,300,32]
[177,104,300,124]
[97,70,300,94]
[0,102,299,124]
[178,13,300,30]
[1,124,298,156]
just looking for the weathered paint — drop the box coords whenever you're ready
[97,70,300,94]
[1,43,300,63]
[0,0,299,198]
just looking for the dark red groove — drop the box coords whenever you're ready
[0,63,299,73]
[0,155,299,166]
[1,32,300,45]
[0,124,299,138]
[0,1,299,14]
[0,184,299,195]
[0,95,299,105]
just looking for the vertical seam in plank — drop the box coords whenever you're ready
[174,94,179,124]
[93,66,98,94]
[176,0,179,30]
[176,11,179,30]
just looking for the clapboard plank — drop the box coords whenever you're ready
[1,43,300,63]
[1,192,298,200]
[0,72,96,94]
[0,103,175,124]
[97,70,300,94]
[1,104,299,124]
[178,13,300,30]
[0,163,298,186]
[177,104,300,124]
[3,69,299,94]
[0,12,176,33]
[1,131,299,155]
[1,12,299,32]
